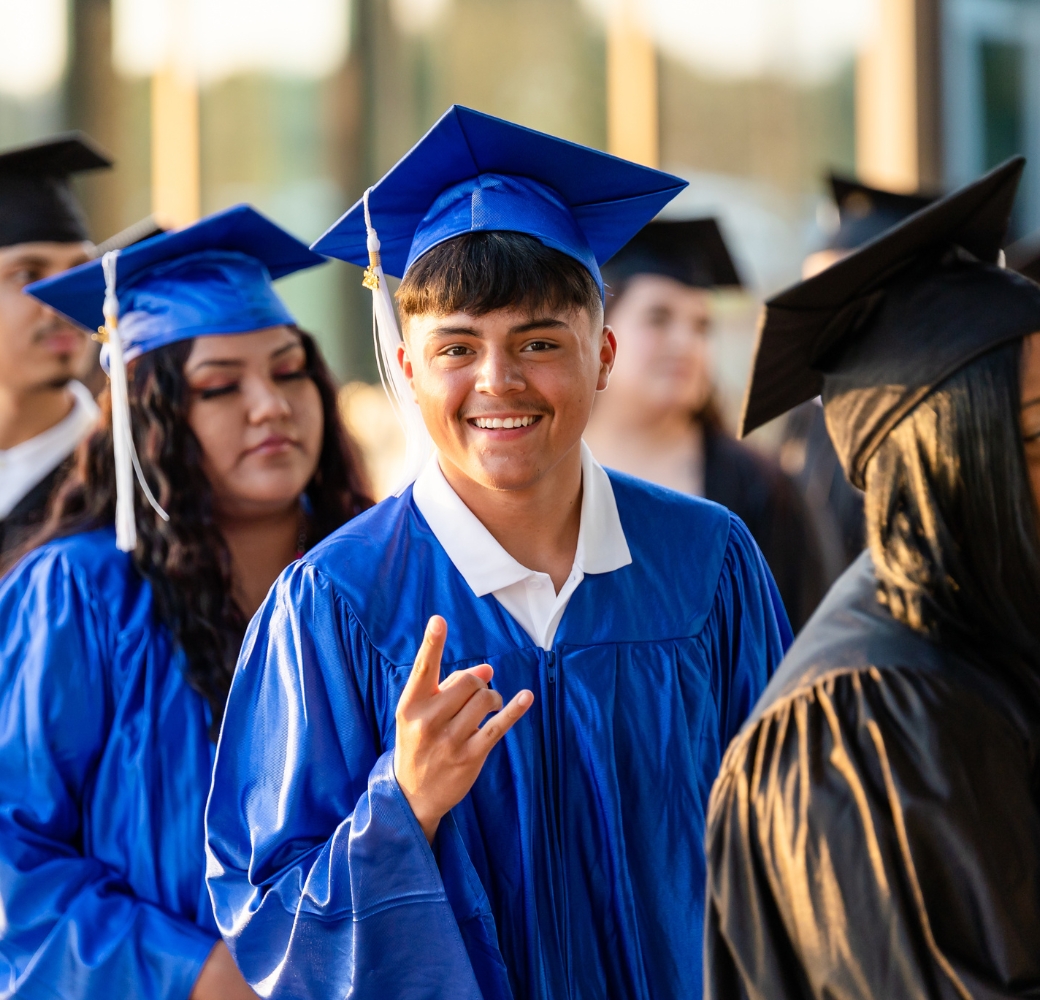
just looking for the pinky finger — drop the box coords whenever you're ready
[475,689,534,751]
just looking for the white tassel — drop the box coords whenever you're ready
[102,250,169,553]
[362,188,433,493]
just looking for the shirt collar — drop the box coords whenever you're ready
[411,440,632,599]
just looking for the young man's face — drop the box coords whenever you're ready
[0,241,92,396]
[401,302,615,492]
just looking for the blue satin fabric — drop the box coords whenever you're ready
[0,529,218,998]
[206,473,791,999]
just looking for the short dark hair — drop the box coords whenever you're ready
[865,339,1040,696]
[396,230,602,320]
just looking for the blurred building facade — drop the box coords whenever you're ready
[0,0,1027,396]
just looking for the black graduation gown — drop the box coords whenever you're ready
[0,461,67,565]
[704,427,828,632]
[704,552,1040,1000]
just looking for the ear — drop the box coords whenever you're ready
[597,325,617,391]
[397,341,412,381]
[397,339,423,404]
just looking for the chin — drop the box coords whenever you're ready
[233,477,310,512]
[468,458,547,493]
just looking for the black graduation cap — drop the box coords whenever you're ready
[826,173,939,251]
[602,218,743,294]
[0,131,112,248]
[740,156,1040,489]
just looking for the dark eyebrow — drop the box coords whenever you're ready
[510,317,569,334]
[430,324,481,337]
[3,254,51,271]
[187,339,301,373]
[269,341,301,360]
[429,317,569,338]
[187,359,244,372]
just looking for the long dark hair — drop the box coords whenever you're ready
[26,328,372,735]
[864,339,1040,689]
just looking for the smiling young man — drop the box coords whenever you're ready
[205,107,790,1000]
[0,133,111,562]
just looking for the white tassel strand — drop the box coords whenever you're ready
[362,188,433,493]
[102,250,169,553]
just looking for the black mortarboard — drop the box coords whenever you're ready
[601,217,743,292]
[0,131,112,248]
[741,156,1040,489]
[826,173,938,251]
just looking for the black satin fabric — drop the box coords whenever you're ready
[704,553,1040,999]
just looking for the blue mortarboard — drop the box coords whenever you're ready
[311,105,688,294]
[24,204,326,554]
[26,203,326,363]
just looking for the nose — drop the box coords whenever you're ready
[245,375,293,425]
[474,344,525,396]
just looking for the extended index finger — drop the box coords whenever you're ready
[401,615,447,704]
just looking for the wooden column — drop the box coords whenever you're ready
[856,0,943,190]
[151,65,200,226]
[607,0,658,168]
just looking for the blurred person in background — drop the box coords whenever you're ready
[705,160,1040,998]
[0,133,111,561]
[780,176,939,581]
[584,219,828,630]
[0,206,371,999]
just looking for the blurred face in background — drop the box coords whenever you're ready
[604,274,714,421]
[0,241,92,395]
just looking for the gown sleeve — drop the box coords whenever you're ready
[703,665,1040,1000]
[0,548,216,1000]
[205,560,492,1000]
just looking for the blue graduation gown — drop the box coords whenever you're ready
[206,473,790,999]
[0,528,219,998]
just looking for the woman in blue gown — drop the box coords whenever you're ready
[0,206,371,999]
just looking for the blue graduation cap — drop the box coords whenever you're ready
[312,106,687,494]
[24,204,326,554]
[27,203,326,363]
[312,105,688,293]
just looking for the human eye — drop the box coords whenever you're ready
[7,266,41,289]
[441,344,474,357]
[646,307,671,329]
[197,383,239,400]
[273,360,308,382]
[521,339,558,352]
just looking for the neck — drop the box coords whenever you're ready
[584,399,704,495]
[0,382,75,451]
[440,444,584,592]
[219,503,302,618]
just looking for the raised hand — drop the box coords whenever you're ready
[393,615,534,842]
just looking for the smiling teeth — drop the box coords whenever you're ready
[474,416,536,429]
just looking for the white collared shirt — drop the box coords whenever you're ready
[412,441,632,649]
[0,381,99,519]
